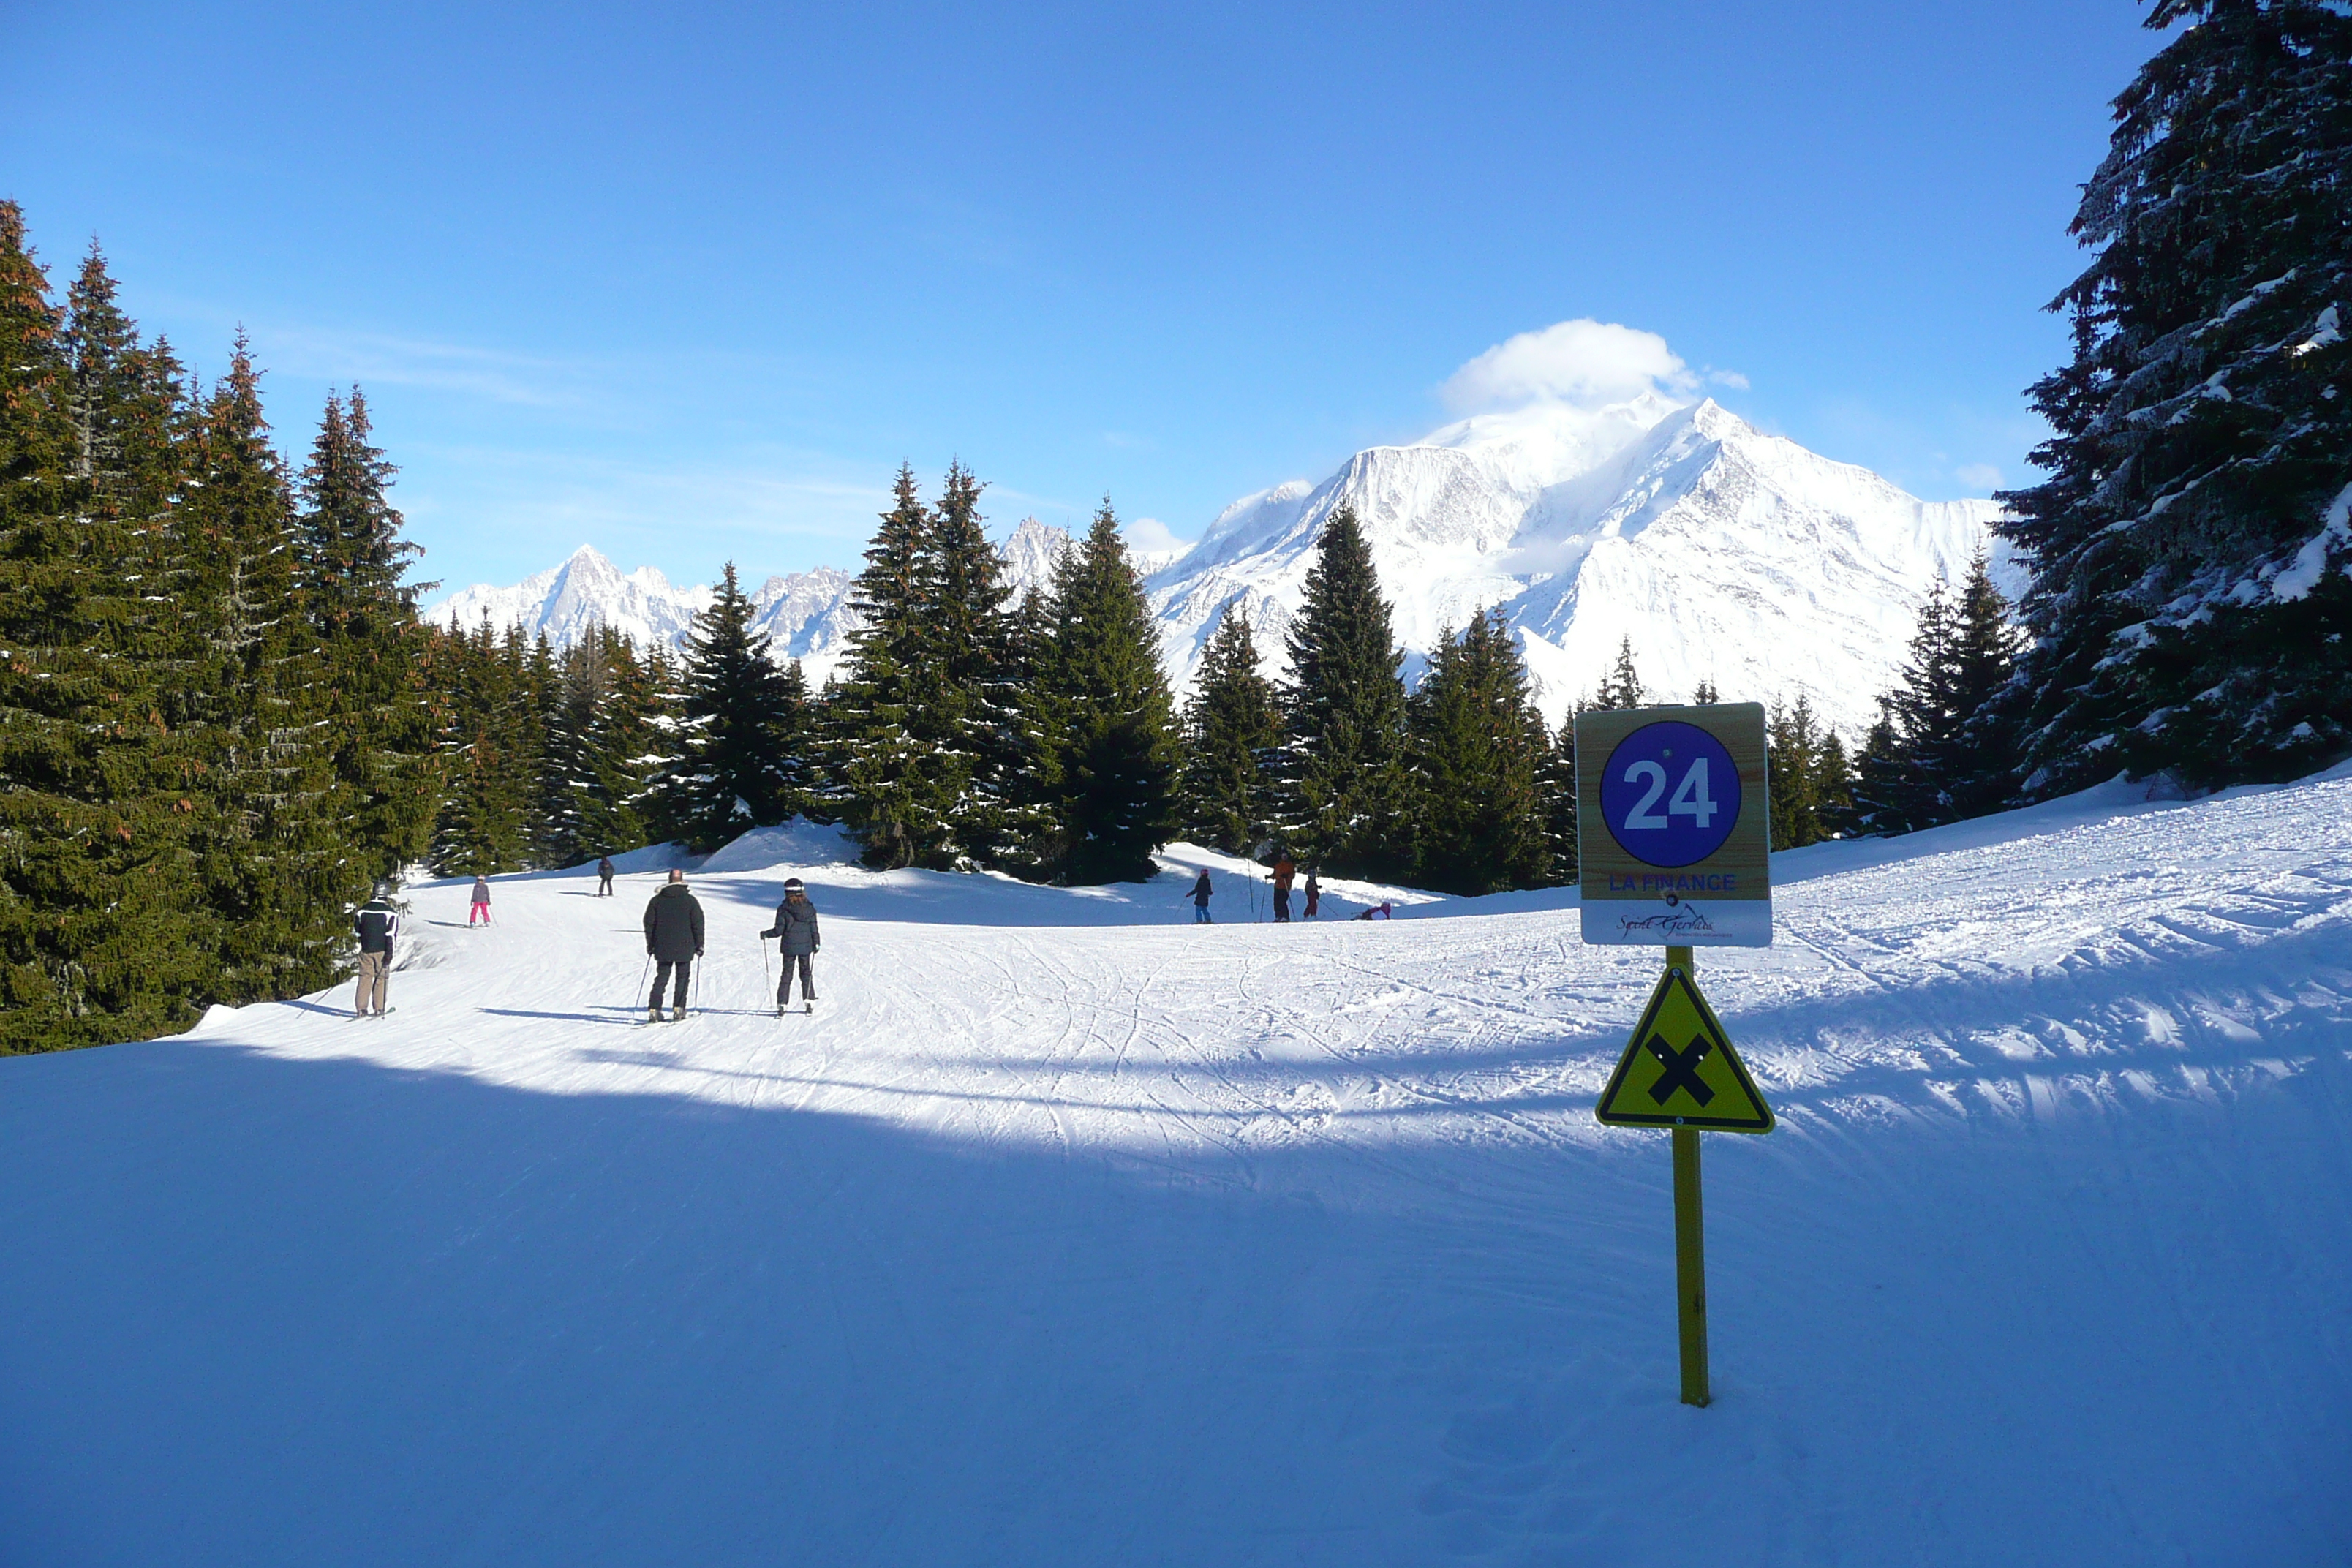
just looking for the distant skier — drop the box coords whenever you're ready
[760,876,820,1014]
[469,875,491,927]
[1271,854,1296,923]
[643,868,705,1022]
[1303,867,1321,920]
[1191,869,1214,924]
[1354,900,1394,921]
[352,882,399,1018]
[597,856,615,897]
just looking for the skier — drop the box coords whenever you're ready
[352,882,399,1017]
[469,874,491,927]
[760,876,820,1014]
[1303,867,1322,920]
[1191,868,1214,924]
[1270,853,1296,923]
[597,855,615,897]
[642,868,705,1022]
[1354,900,1394,921]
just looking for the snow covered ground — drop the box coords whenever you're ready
[6,772,2350,1565]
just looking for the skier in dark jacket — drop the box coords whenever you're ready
[1191,869,1214,924]
[352,883,399,1017]
[597,856,615,897]
[469,874,492,927]
[1303,867,1322,920]
[760,876,821,1014]
[642,869,706,1020]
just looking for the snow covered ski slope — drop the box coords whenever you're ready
[5,774,2350,1565]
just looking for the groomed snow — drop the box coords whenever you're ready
[5,773,2349,1564]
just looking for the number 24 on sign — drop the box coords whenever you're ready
[1622,756,1718,829]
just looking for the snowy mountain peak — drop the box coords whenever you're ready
[430,401,2009,738]
[1002,518,1074,596]
[1145,396,2011,736]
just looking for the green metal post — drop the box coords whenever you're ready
[1665,944,1710,1407]
[1672,1126,1710,1406]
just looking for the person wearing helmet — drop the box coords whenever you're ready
[761,876,821,1015]
[352,883,400,1017]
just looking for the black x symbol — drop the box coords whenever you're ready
[1645,1033,1715,1106]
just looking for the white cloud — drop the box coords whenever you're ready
[1123,515,1193,558]
[255,325,584,408]
[1440,319,1702,413]
[1954,462,2004,491]
[1708,369,1751,391]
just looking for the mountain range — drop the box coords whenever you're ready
[426,398,2014,739]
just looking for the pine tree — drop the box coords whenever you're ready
[1406,611,1550,894]
[570,626,665,856]
[0,214,214,1049]
[1767,694,1825,849]
[1942,550,2027,819]
[646,562,794,853]
[1692,678,1721,705]
[1855,561,2027,836]
[831,467,968,868]
[924,461,1045,867]
[1000,583,1067,870]
[1849,707,1909,838]
[1813,729,1858,840]
[1871,581,1961,833]
[1999,0,2352,792]
[1536,721,1579,887]
[1592,636,1646,709]
[1177,603,1278,854]
[177,342,345,1002]
[1037,500,1180,883]
[429,618,542,873]
[295,387,436,883]
[1277,505,1413,878]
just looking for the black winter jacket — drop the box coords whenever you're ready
[353,900,399,955]
[644,883,706,960]
[764,894,820,956]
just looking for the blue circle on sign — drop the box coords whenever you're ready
[1601,721,1741,868]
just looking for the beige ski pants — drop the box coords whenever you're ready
[354,951,390,1016]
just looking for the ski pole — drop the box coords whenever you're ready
[761,935,772,992]
[638,953,651,1006]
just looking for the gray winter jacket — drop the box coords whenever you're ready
[765,894,820,956]
[644,883,706,960]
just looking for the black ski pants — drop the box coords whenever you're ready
[778,953,816,1004]
[598,872,614,897]
[650,957,692,1010]
[1274,889,1292,922]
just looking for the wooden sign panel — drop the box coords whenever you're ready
[1575,702,1771,946]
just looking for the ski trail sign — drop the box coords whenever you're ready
[1594,964,1774,1133]
[1575,702,1771,947]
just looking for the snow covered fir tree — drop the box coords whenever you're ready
[1996,0,2352,793]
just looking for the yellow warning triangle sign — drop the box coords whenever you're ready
[1595,965,1775,1133]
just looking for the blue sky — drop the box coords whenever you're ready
[4,1,2158,594]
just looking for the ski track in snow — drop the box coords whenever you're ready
[5,779,2351,1564]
